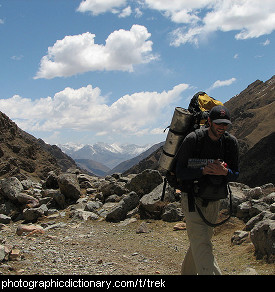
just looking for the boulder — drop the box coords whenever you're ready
[23,204,48,222]
[161,202,183,222]
[100,181,128,199]
[44,171,59,189]
[250,219,275,263]
[139,184,167,219]
[106,191,139,222]
[125,169,163,197]
[58,173,81,201]
[0,177,23,202]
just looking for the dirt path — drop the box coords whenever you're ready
[1,214,274,275]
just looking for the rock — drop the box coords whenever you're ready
[161,202,183,222]
[42,189,66,209]
[16,224,44,236]
[236,201,251,222]
[58,173,81,201]
[0,200,18,217]
[125,169,163,197]
[0,214,11,224]
[139,184,167,219]
[173,222,186,230]
[16,192,40,208]
[250,219,275,263]
[0,245,6,261]
[84,201,103,213]
[100,181,128,199]
[71,210,99,221]
[44,171,59,189]
[231,230,250,245]
[243,187,263,199]
[0,177,23,202]
[249,200,269,218]
[105,191,139,222]
[245,211,275,231]
[9,249,21,261]
[22,204,48,222]
[136,222,149,234]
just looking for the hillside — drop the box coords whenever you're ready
[224,75,275,148]
[0,111,76,181]
[238,132,275,187]
[110,142,164,175]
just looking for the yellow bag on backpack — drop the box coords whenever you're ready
[197,93,223,125]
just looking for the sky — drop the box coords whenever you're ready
[0,0,274,147]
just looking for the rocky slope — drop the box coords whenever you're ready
[0,111,77,181]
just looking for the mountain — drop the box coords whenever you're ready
[0,111,77,180]
[126,75,275,186]
[238,132,275,187]
[224,75,275,148]
[74,158,110,177]
[58,142,152,169]
[109,141,164,175]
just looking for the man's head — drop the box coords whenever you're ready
[208,106,231,140]
[209,105,231,125]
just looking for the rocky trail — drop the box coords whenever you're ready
[0,213,274,275]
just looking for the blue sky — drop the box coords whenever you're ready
[0,0,274,146]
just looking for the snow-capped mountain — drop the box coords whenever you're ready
[58,142,152,169]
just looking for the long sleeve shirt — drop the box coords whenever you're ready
[176,128,239,183]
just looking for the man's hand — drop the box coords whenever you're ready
[202,159,228,176]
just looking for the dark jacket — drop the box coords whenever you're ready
[175,128,239,185]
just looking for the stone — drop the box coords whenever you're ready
[58,173,81,201]
[105,191,139,222]
[0,177,23,202]
[139,184,167,219]
[231,230,249,245]
[22,204,48,222]
[125,169,163,197]
[161,202,183,222]
[0,214,11,224]
[136,222,149,234]
[250,219,275,263]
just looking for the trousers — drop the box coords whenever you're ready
[181,193,222,275]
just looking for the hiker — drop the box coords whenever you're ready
[175,105,239,275]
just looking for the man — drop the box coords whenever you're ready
[176,105,239,275]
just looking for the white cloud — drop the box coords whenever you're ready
[210,78,237,89]
[261,39,270,46]
[142,0,275,46]
[118,6,132,18]
[34,25,156,79]
[0,83,189,137]
[77,0,127,15]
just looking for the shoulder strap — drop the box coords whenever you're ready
[194,128,207,158]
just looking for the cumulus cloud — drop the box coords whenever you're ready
[142,0,275,46]
[34,25,157,79]
[77,0,127,15]
[0,83,189,136]
[210,78,237,90]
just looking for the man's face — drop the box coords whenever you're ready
[209,120,228,139]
